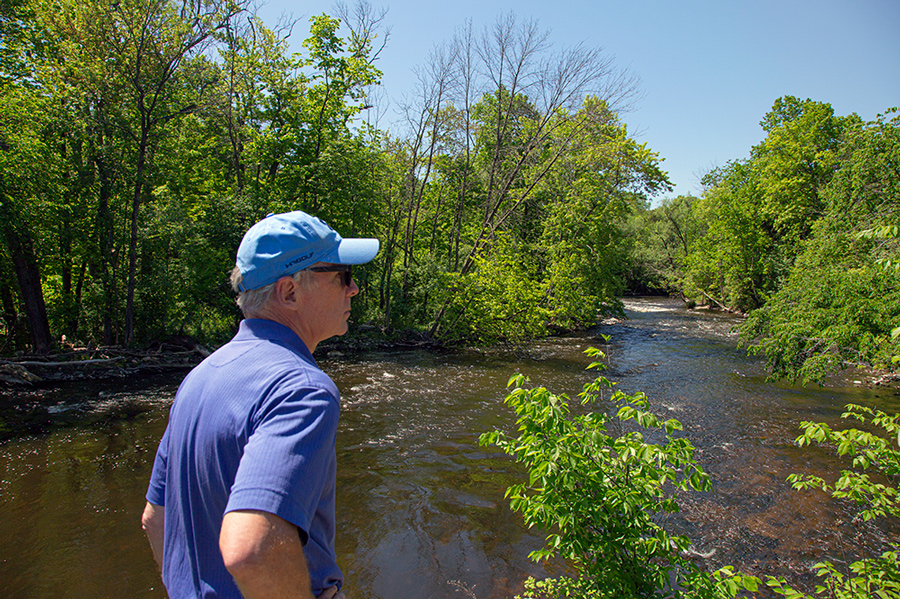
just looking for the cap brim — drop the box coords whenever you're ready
[332,238,380,265]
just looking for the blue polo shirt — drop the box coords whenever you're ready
[146,319,342,598]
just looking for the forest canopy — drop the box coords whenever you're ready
[0,0,666,352]
[633,99,900,382]
[1,0,898,384]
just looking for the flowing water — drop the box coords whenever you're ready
[0,297,898,598]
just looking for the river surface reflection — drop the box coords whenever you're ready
[0,297,897,598]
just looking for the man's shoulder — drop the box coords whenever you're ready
[204,332,304,369]
[187,333,337,397]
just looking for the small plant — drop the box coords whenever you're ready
[479,346,760,598]
[765,404,900,599]
[482,349,900,599]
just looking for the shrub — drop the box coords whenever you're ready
[479,347,760,598]
[765,404,900,599]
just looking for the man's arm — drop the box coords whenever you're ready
[141,501,165,572]
[220,509,315,599]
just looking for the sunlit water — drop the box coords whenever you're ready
[0,297,897,598]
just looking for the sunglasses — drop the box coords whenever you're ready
[307,264,353,287]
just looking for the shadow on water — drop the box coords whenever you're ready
[0,297,898,598]
[0,374,178,599]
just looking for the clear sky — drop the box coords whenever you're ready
[257,0,900,201]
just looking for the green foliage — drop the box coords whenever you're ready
[621,99,900,383]
[480,347,766,598]
[0,59,61,350]
[1,4,670,351]
[678,97,854,312]
[740,228,900,382]
[441,234,550,344]
[0,0,396,350]
[739,109,900,382]
[764,404,900,599]
[625,195,702,293]
[484,354,900,599]
[754,97,850,249]
[420,93,663,344]
[0,0,45,86]
[683,159,779,311]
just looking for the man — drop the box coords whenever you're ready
[142,211,379,599]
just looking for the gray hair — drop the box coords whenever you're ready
[231,267,315,318]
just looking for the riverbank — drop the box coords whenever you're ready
[0,325,445,385]
[1,303,897,445]
[2,296,896,598]
[2,312,898,391]
[0,327,447,441]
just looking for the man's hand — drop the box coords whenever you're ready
[220,509,314,599]
[141,502,165,572]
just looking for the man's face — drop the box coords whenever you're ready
[296,264,359,346]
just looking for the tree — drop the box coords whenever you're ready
[37,0,246,345]
[740,109,900,382]
[263,8,385,214]
[0,0,55,352]
[683,159,776,311]
[381,12,646,341]
[625,195,702,294]
[681,97,854,313]
[0,89,56,352]
[754,96,853,255]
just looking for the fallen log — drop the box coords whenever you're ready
[0,363,42,385]
[6,357,126,368]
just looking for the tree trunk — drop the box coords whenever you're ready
[124,128,149,346]
[0,217,53,353]
[94,150,118,346]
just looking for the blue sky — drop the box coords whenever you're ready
[257,0,900,201]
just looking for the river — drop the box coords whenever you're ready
[0,297,897,598]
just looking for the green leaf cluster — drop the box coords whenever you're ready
[484,355,900,599]
[765,404,900,599]
[479,347,757,598]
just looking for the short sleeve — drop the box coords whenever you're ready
[146,425,169,506]
[224,385,339,539]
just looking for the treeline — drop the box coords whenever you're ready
[0,0,670,353]
[631,97,900,382]
[5,0,896,384]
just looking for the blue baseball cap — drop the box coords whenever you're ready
[235,211,380,291]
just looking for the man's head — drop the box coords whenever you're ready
[235,211,379,292]
[231,212,379,345]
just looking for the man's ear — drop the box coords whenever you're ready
[273,276,298,307]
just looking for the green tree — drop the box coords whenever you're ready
[740,109,900,382]
[537,97,670,325]
[410,13,645,341]
[0,86,56,351]
[755,96,852,253]
[681,97,853,312]
[682,159,777,310]
[0,0,56,351]
[35,0,245,344]
[264,9,384,213]
[625,195,702,294]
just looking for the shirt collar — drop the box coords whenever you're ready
[236,318,316,364]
